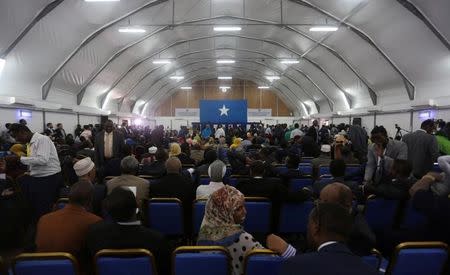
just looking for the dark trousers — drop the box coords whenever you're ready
[21,173,63,223]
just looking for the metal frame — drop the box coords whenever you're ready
[94,248,157,275]
[12,252,80,275]
[172,246,232,275]
[243,249,278,275]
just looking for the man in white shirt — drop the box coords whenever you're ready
[8,123,63,222]
[290,123,304,139]
[196,160,226,199]
[214,125,226,139]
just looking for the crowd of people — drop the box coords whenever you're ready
[0,117,449,274]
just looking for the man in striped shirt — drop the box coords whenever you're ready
[8,124,62,222]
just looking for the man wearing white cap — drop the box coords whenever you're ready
[73,157,105,215]
[311,144,332,179]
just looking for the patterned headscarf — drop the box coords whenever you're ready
[169,143,181,157]
[198,186,244,242]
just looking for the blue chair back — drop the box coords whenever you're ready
[13,253,79,275]
[244,198,272,234]
[274,166,288,175]
[199,177,210,185]
[278,201,314,234]
[365,196,399,232]
[193,200,207,235]
[147,198,184,235]
[173,246,230,275]
[400,200,428,231]
[53,198,69,211]
[245,250,285,275]
[298,164,312,175]
[386,242,448,275]
[345,165,363,181]
[319,165,330,176]
[95,249,156,275]
[301,157,313,163]
[228,176,248,187]
[288,177,313,192]
[361,249,383,271]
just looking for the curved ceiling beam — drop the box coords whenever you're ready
[90,35,345,109]
[41,0,168,100]
[72,16,375,105]
[142,69,304,116]
[396,0,450,51]
[0,0,65,58]
[138,64,306,112]
[289,0,415,100]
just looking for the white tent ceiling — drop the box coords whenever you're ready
[0,0,449,117]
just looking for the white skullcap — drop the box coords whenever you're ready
[73,157,95,177]
[321,144,331,153]
[148,146,157,154]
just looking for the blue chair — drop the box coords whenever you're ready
[95,249,156,275]
[278,201,314,234]
[147,198,184,236]
[228,175,248,187]
[365,196,399,232]
[13,252,79,275]
[288,177,313,191]
[245,249,285,275]
[301,157,313,163]
[361,248,383,271]
[318,165,331,176]
[244,198,272,234]
[399,200,428,231]
[431,163,442,173]
[53,198,69,211]
[346,164,363,181]
[173,246,231,275]
[199,176,210,185]
[298,164,312,175]
[386,242,448,275]
[274,165,288,175]
[192,200,207,235]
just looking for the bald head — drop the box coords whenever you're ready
[319,183,353,210]
[69,180,95,208]
[166,157,182,174]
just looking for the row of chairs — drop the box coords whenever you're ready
[7,242,448,275]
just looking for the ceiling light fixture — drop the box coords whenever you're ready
[258,86,270,89]
[266,76,280,82]
[85,0,120,2]
[152,59,171,64]
[309,26,339,32]
[169,76,184,80]
[280,60,300,64]
[0,58,5,74]
[213,26,242,32]
[216,59,235,64]
[118,27,146,33]
[180,86,192,90]
[218,76,232,80]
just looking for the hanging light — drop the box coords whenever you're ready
[169,76,184,80]
[258,86,270,89]
[266,76,280,82]
[118,27,146,33]
[213,26,242,32]
[309,26,338,32]
[180,86,192,90]
[280,60,300,64]
[218,76,232,80]
[216,59,235,64]
[152,59,172,64]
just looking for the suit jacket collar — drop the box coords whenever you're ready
[318,242,353,255]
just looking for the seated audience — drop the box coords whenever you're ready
[86,187,169,275]
[196,149,217,176]
[178,143,196,165]
[279,202,378,275]
[196,160,226,199]
[106,156,149,207]
[279,154,304,186]
[197,186,294,275]
[35,181,102,257]
[409,155,450,197]
[311,144,332,178]
[364,126,408,185]
[141,148,168,177]
[189,141,204,164]
[73,157,105,215]
[313,159,358,195]
[76,140,96,163]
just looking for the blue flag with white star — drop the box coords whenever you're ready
[200,100,248,124]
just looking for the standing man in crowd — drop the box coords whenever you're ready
[347,118,368,163]
[215,124,225,139]
[290,123,304,139]
[95,120,125,175]
[402,119,439,179]
[8,124,63,221]
[44,123,55,139]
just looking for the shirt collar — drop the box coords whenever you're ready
[209,181,224,187]
[117,220,141,226]
[29,132,40,144]
[317,241,338,251]
[105,131,113,136]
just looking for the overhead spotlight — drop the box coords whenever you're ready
[180,86,192,90]
[118,27,146,33]
[152,59,171,64]
[0,58,5,74]
[216,59,235,64]
[280,60,300,64]
[169,76,184,80]
[85,0,120,2]
[218,76,232,80]
[309,26,338,32]
[258,86,270,89]
[266,76,280,82]
[213,26,242,32]
[219,86,230,93]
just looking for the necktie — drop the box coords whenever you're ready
[374,157,384,185]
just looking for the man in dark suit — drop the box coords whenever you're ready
[140,148,168,177]
[149,157,195,233]
[402,119,440,178]
[86,187,170,275]
[94,120,125,171]
[279,202,378,275]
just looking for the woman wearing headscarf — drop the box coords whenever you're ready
[197,186,295,275]
[169,143,182,157]
[196,160,226,199]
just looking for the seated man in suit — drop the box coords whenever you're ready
[35,181,102,257]
[149,157,195,233]
[140,148,168,177]
[86,187,169,275]
[106,156,149,208]
[279,202,378,275]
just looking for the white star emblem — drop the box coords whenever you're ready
[219,104,229,116]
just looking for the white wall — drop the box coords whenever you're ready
[45,112,77,135]
[0,108,44,133]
